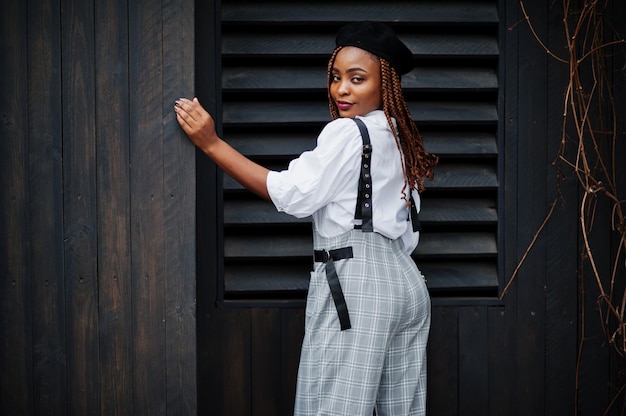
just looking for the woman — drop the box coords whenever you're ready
[175,21,437,416]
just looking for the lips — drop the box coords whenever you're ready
[336,101,353,111]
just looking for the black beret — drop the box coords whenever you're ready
[335,21,414,75]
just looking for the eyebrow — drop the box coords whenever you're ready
[332,67,369,73]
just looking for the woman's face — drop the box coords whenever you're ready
[330,46,382,118]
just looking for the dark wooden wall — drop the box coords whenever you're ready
[1,0,624,415]
[0,0,196,414]
[195,1,625,415]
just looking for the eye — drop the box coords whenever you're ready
[351,76,365,83]
[331,74,340,82]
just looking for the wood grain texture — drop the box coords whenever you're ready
[487,306,514,415]
[428,307,459,415]
[251,309,282,414]
[61,0,100,413]
[281,309,305,414]
[195,0,223,414]
[2,0,623,413]
[510,0,548,412]
[129,0,167,412]
[458,307,489,415]
[0,1,33,414]
[163,0,197,413]
[28,0,66,413]
[543,1,578,415]
[95,0,132,413]
[222,310,252,416]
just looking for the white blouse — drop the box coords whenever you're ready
[266,110,420,253]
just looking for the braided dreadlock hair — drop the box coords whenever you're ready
[327,46,438,198]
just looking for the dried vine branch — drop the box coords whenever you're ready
[503,0,626,413]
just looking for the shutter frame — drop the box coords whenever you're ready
[220,0,501,303]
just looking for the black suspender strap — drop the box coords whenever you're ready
[310,118,422,332]
[353,118,373,232]
[409,194,422,232]
[353,118,421,233]
[314,247,354,330]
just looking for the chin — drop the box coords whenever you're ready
[339,110,357,118]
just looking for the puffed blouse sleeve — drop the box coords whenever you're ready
[266,118,362,218]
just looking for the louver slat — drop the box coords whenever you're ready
[223,164,497,192]
[222,34,498,59]
[222,2,498,24]
[221,1,500,301]
[225,132,497,158]
[223,198,497,226]
[224,232,496,260]
[223,67,498,92]
[224,262,498,294]
[223,102,497,125]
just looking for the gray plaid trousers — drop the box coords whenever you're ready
[294,229,430,416]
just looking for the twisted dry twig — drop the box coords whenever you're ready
[504,0,626,412]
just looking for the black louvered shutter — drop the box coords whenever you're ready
[220,1,500,303]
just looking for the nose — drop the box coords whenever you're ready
[336,79,349,96]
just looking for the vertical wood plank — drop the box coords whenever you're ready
[27,0,67,413]
[513,0,549,413]
[202,307,228,415]
[488,307,514,415]
[427,306,458,416]
[195,0,222,414]
[544,1,578,414]
[458,306,489,415]
[251,309,282,415]
[162,0,197,413]
[61,0,100,413]
[129,0,166,412]
[496,1,523,414]
[281,308,304,415]
[501,0,520,286]
[223,309,252,416]
[578,251,612,414]
[0,1,33,414]
[94,0,133,413]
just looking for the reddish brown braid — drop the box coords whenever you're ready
[327,47,343,120]
[327,47,438,197]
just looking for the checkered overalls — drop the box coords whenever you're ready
[294,119,431,416]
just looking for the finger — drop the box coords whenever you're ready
[176,98,204,122]
[175,103,202,127]
[175,111,193,133]
[175,98,192,112]
[174,99,191,111]
[174,104,198,130]
[173,103,189,122]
